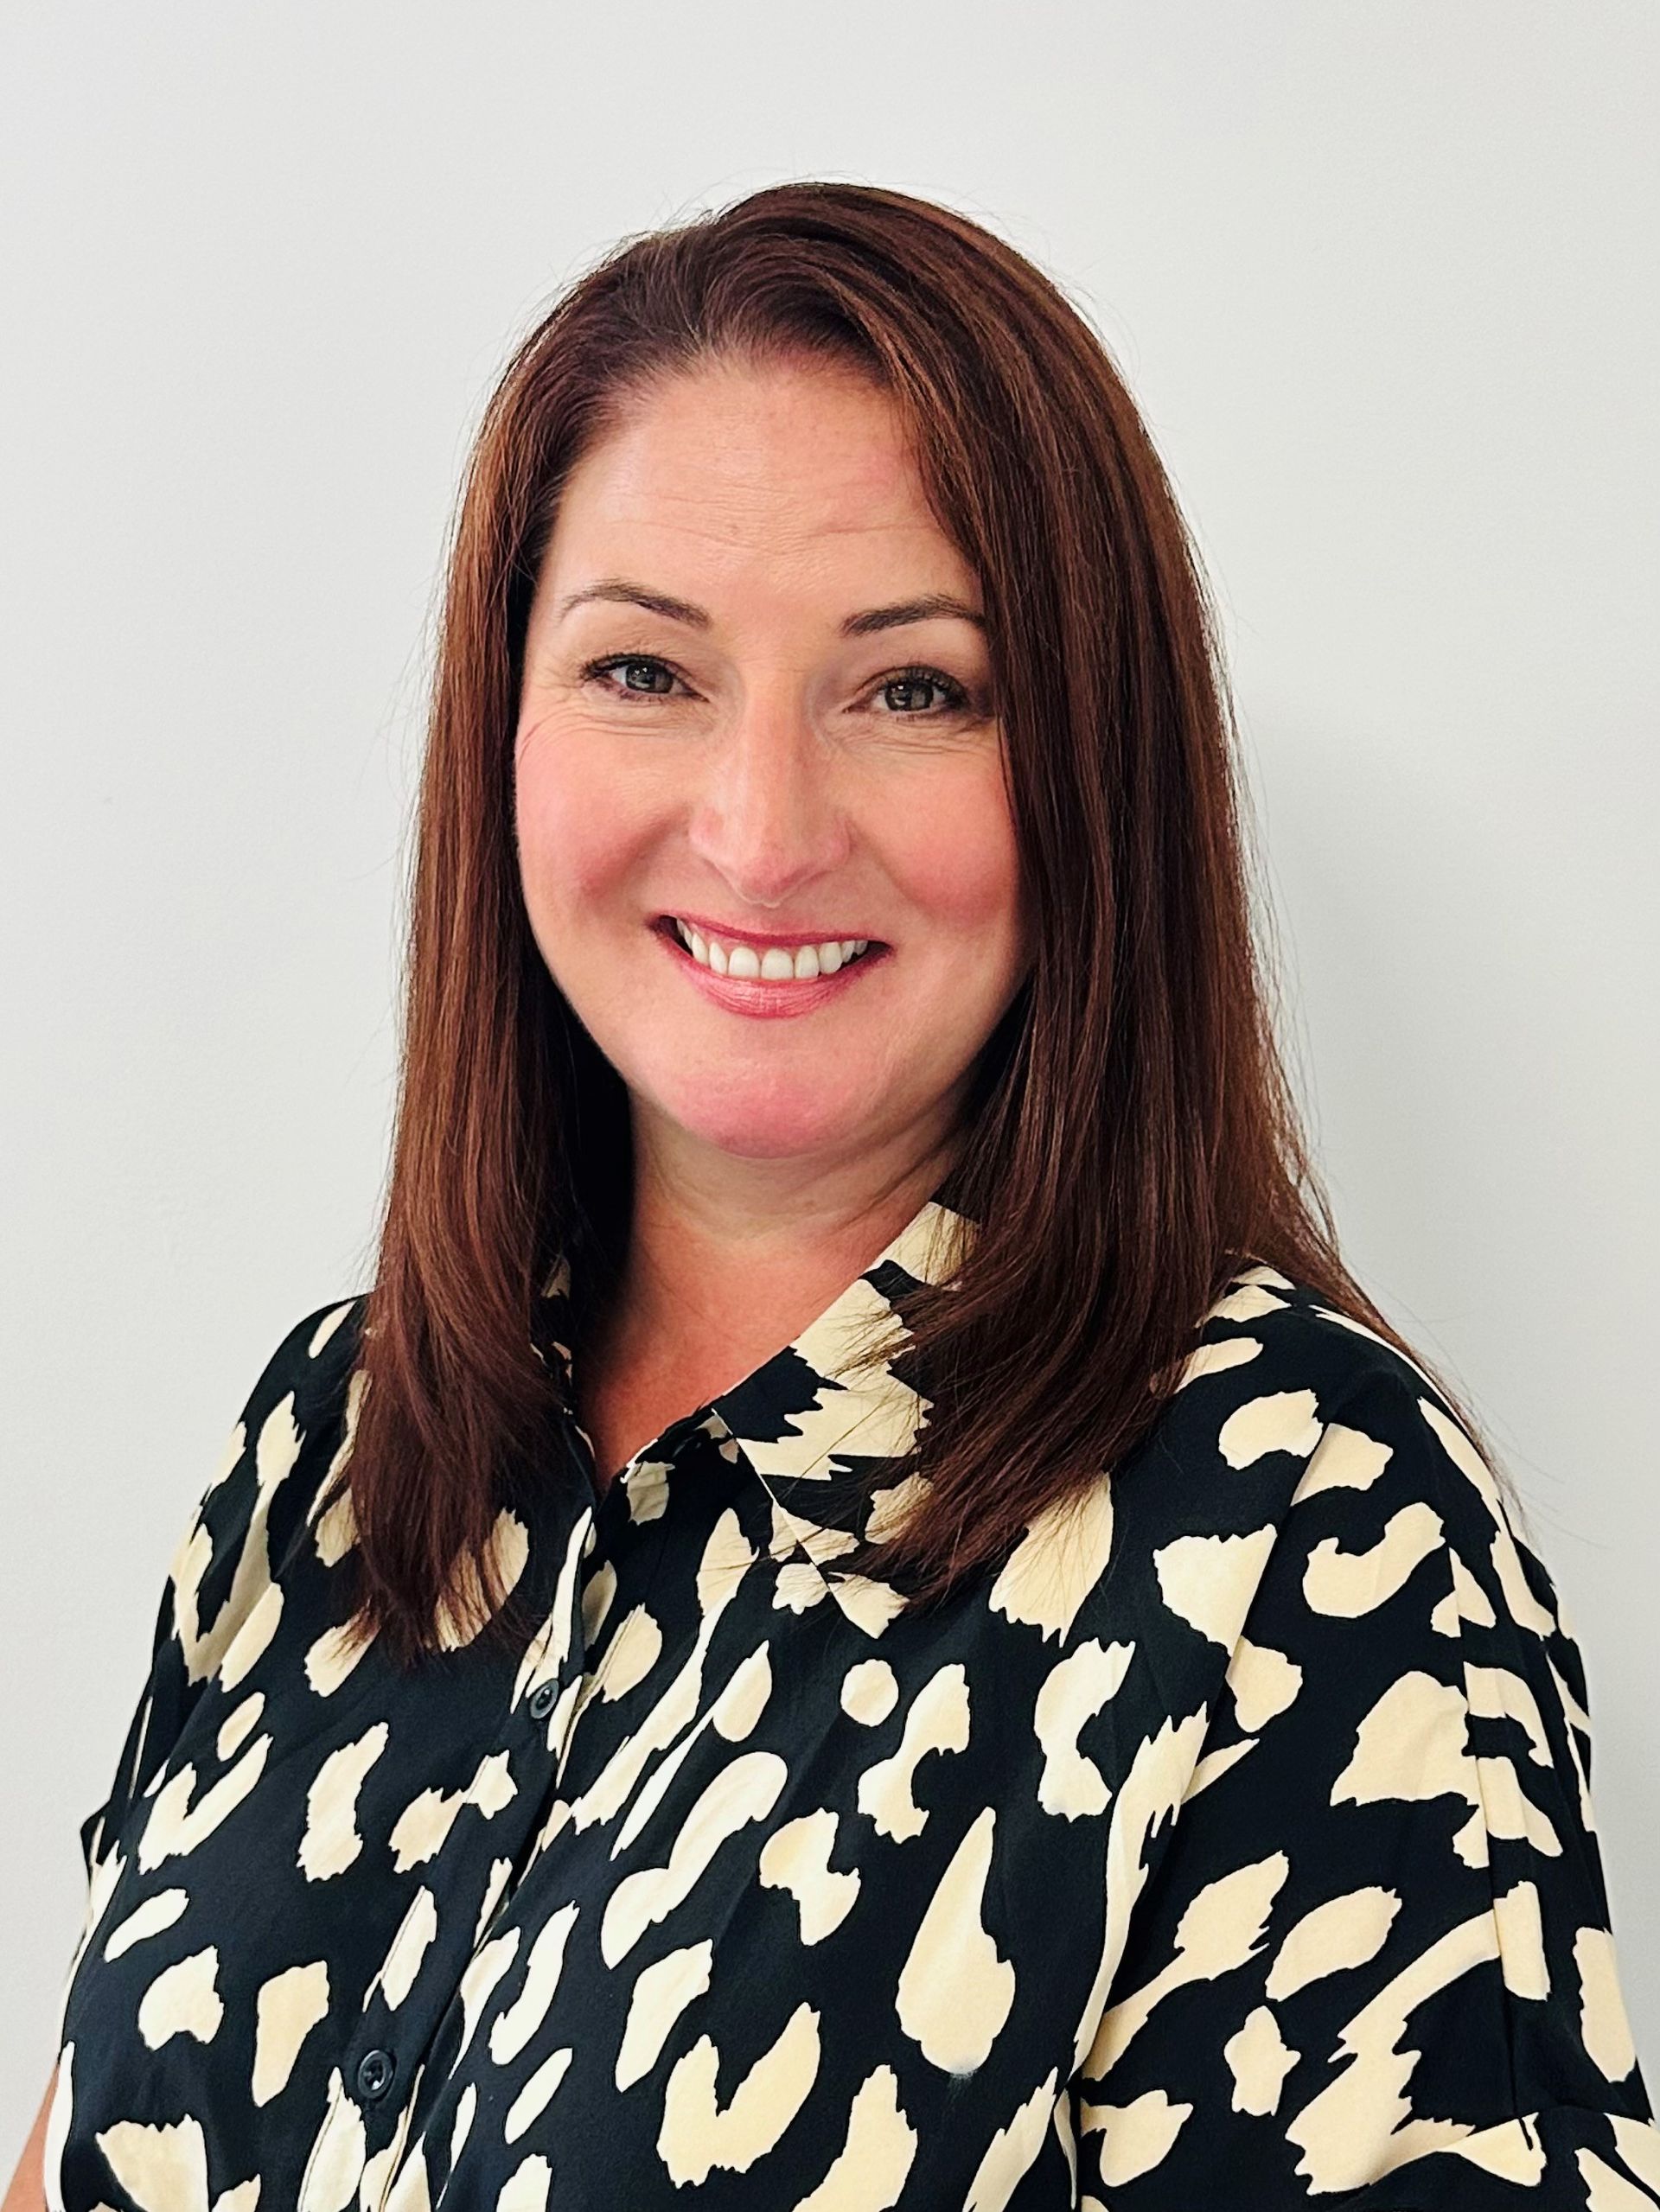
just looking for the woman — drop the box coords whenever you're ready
[14,181,1657,2210]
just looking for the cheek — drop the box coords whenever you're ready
[514,730,650,915]
[882,772,1024,953]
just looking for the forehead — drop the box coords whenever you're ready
[540,356,967,588]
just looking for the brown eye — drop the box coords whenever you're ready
[875,666,973,716]
[581,653,682,698]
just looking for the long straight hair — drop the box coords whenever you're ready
[321,181,1510,1671]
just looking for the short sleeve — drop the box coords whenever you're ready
[72,1296,363,1906]
[1069,1360,1660,2209]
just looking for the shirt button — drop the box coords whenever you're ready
[528,1680,559,1720]
[355,2047,396,2100]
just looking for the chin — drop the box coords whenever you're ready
[649,1087,871,1161]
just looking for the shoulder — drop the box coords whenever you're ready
[163,1292,370,1687]
[1159,1260,1463,1455]
[187,1291,367,1536]
[1141,1263,1535,1539]
[79,1294,372,1882]
[1097,1259,1571,1679]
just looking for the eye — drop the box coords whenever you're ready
[577,653,978,717]
[579,653,685,700]
[872,665,973,717]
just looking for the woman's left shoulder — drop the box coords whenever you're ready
[1139,1259,1565,1622]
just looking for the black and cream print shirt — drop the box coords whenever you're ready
[50,1195,1660,2209]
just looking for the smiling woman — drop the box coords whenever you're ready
[29,180,1660,2212]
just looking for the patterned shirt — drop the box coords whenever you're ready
[50,1195,1660,2209]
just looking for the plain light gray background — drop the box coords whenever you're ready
[3,0,1655,2152]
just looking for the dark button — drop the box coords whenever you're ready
[355,2046,396,2100]
[528,1680,559,1720]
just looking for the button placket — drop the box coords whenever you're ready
[351,1429,706,2200]
[544,1437,720,1820]
[319,1508,589,2200]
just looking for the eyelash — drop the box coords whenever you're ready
[577,653,974,718]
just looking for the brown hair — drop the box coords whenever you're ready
[320,179,1513,1671]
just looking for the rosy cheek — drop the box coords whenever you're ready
[884,785,1020,940]
[516,738,644,908]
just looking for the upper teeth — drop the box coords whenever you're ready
[673,919,872,981]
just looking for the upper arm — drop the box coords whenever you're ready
[1069,1363,1660,2208]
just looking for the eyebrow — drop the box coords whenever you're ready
[552,578,986,637]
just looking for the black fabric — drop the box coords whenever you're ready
[51,1196,1659,2209]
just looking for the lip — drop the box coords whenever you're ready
[651,915,888,1017]
[654,910,887,952]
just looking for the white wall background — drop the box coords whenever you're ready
[3,0,1655,2155]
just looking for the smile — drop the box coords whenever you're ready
[666,915,878,981]
[650,917,889,1017]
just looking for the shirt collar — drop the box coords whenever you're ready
[532,1189,980,1633]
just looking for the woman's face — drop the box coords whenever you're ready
[514,353,1031,1185]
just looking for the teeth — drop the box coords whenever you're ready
[672,919,872,982]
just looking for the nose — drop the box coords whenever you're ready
[684,685,854,905]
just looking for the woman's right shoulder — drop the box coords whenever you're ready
[231,1291,368,1461]
[229,1291,367,1433]
[77,1294,374,1889]
[163,1292,371,1680]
